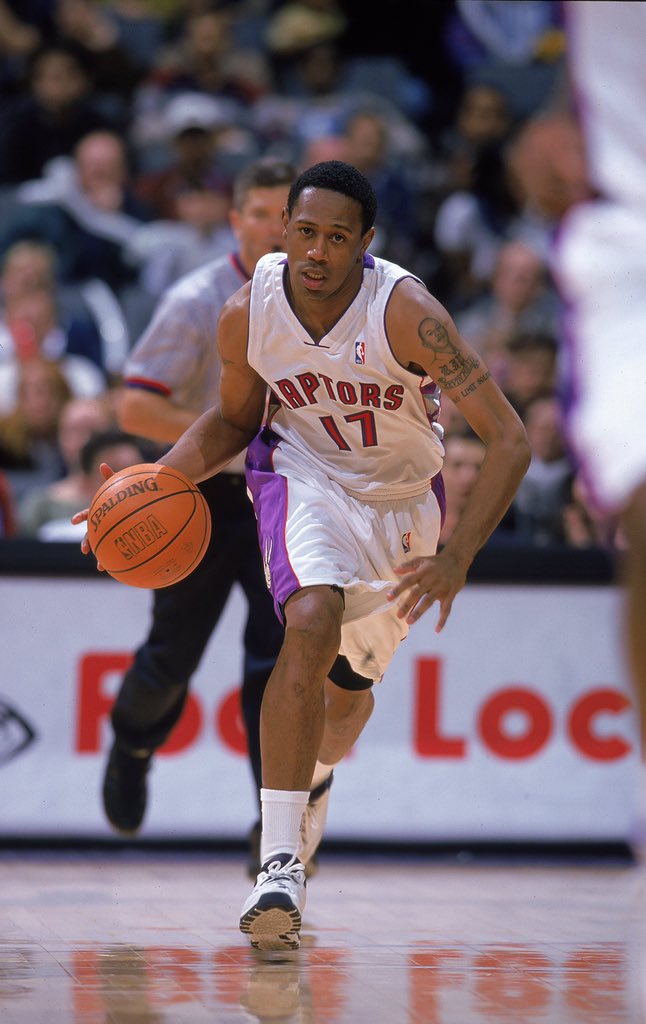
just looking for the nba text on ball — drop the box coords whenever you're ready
[90,477,161,532]
[113,516,169,561]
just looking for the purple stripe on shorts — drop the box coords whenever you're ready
[431,470,446,527]
[246,429,301,623]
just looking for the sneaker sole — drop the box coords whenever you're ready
[240,894,302,951]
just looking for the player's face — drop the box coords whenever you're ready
[283,187,374,304]
[232,186,290,272]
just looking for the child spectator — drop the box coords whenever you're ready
[0,357,72,505]
[23,426,148,542]
[18,394,114,538]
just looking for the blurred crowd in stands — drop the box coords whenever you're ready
[0,0,622,556]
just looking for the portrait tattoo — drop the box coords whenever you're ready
[419,317,481,395]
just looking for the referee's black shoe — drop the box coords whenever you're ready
[102,741,152,836]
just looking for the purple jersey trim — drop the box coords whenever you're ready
[246,428,301,623]
[551,210,606,514]
[431,471,446,527]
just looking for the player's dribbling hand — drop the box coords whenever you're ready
[387,549,469,632]
[70,463,114,563]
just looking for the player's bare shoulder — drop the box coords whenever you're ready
[218,281,252,368]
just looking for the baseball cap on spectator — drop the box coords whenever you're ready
[164,93,232,137]
[264,3,347,56]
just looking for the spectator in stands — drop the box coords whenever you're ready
[506,110,592,261]
[455,239,560,376]
[501,330,559,417]
[0,129,151,301]
[155,8,261,103]
[129,5,267,152]
[0,39,118,184]
[133,92,235,222]
[255,5,429,165]
[0,238,129,378]
[21,425,148,542]
[128,94,263,298]
[0,357,72,505]
[0,0,43,59]
[251,37,351,159]
[0,286,107,416]
[511,391,574,546]
[52,0,143,106]
[433,141,522,311]
[0,0,48,105]
[0,238,54,299]
[18,393,115,538]
[446,0,565,71]
[263,1,348,94]
[443,0,566,120]
[439,430,486,546]
[0,468,16,536]
[435,80,514,194]
[97,1,170,78]
[339,107,422,266]
[438,396,471,442]
[561,470,624,554]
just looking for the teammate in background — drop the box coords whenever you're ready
[100,157,308,878]
[544,3,646,771]
[78,161,529,950]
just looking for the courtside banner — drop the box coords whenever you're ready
[0,577,639,841]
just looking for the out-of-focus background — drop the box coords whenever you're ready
[0,0,637,851]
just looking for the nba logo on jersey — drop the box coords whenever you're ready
[263,537,273,590]
[354,339,366,364]
[402,532,412,554]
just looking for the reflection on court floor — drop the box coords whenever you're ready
[0,850,643,1022]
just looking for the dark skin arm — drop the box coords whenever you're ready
[73,284,266,553]
[159,282,267,481]
[386,277,531,631]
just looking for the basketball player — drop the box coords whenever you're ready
[97,157,340,877]
[78,161,529,950]
[551,2,646,859]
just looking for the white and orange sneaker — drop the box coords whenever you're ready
[297,772,333,877]
[240,854,306,951]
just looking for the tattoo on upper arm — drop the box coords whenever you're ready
[418,317,486,399]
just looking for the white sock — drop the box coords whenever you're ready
[260,788,309,864]
[310,760,336,790]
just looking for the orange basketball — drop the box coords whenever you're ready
[87,463,211,589]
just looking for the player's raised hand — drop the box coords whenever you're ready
[387,549,469,632]
[70,463,114,558]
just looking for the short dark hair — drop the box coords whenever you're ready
[287,160,377,234]
[28,39,93,83]
[80,429,147,475]
[233,156,297,209]
[507,331,558,356]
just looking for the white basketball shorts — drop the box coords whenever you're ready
[555,200,646,515]
[246,428,444,682]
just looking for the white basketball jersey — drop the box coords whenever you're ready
[565,0,646,208]
[247,252,444,499]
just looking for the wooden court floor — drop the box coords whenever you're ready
[0,846,644,1023]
